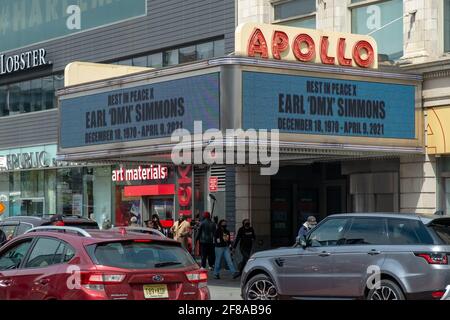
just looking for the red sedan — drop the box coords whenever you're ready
[0,226,209,300]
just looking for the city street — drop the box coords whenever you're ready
[208,272,242,300]
[1,0,450,304]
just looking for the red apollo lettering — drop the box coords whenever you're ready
[320,36,335,65]
[247,28,269,58]
[337,38,353,67]
[353,40,375,68]
[292,34,315,62]
[272,31,289,60]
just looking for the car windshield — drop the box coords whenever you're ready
[87,241,196,270]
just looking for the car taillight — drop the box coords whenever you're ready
[134,239,151,243]
[432,291,445,299]
[414,253,448,265]
[186,270,208,284]
[81,273,125,285]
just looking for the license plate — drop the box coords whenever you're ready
[143,284,169,299]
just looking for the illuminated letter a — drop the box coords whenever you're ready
[247,28,269,58]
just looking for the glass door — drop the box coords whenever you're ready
[149,198,174,223]
[19,198,45,216]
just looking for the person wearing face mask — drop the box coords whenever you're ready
[213,219,240,280]
[233,219,256,274]
[298,216,317,240]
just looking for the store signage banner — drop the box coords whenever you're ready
[0,48,50,76]
[0,0,146,52]
[242,71,415,140]
[177,165,193,219]
[60,73,220,149]
[235,23,378,69]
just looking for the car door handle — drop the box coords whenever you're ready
[368,250,381,256]
[319,251,331,257]
[0,279,12,287]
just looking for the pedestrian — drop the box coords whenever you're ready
[171,215,191,250]
[195,211,216,270]
[148,214,163,232]
[298,216,317,239]
[213,219,240,280]
[129,216,140,227]
[50,214,65,226]
[233,219,256,274]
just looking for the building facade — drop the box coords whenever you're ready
[1,0,449,251]
[233,0,450,249]
[0,0,235,230]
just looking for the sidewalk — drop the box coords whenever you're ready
[207,271,242,300]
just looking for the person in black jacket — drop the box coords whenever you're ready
[233,219,256,273]
[195,211,216,269]
[213,219,240,279]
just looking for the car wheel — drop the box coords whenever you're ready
[244,274,278,300]
[367,280,405,300]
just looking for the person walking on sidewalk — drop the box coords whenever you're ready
[195,211,216,270]
[213,219,240,280]
[171,215,191,250]
[233,219,256,274]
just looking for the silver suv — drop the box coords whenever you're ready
[241,213,450,300]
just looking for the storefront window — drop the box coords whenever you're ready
[56,168,83,216]
[9,171,45,216]
[114,185,142,227]
[90,167,112,228]
[351,0,403,61]
[0,173,9,220]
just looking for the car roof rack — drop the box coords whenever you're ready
[25,226,92,238]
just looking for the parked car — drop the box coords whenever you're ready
[112,226,167,238]
[0,226,209,300]
[0,215,99,245]
[241,213,450,300]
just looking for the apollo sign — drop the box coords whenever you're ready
[0,48,50,76]
[235,23,378,69]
